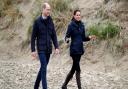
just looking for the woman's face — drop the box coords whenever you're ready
[74,11,81,21]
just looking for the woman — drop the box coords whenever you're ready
[62,10,96,89]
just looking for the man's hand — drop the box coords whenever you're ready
[55,48,60,54]
[31,52,37,60]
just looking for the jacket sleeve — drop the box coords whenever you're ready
[31,20,38,52]
[65,24,72,42]
[82,25,90,42]
[51,20,59,49]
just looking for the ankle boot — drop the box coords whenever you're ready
[62,71,74,89]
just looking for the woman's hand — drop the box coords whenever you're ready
[65,38,70,43]
[89,35,96,40]
[55,48,60,54]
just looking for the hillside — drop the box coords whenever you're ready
[0,0,128,89]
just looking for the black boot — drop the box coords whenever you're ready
[62,71,74,89]
[76,71,82,89]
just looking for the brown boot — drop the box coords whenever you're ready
[76,71,82,89]
[62,71,74,89]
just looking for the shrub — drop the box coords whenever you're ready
[101,22,120,39]
[88,22,120,40]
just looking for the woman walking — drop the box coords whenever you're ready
[62,10,96,89]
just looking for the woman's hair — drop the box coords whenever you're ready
[73,9,81,15]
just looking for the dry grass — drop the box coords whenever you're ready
[0,0,23,30]
[49,0,73,36]
[21,12,40,49]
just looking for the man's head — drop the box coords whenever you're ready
[42,3,51,17]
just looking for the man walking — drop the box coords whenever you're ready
[31,3,59,89]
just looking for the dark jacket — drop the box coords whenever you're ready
[65,19,90,55]
[31,16,59,54]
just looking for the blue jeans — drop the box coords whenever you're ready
[34,53,50,89]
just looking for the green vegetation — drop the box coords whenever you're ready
[88,22,120,40]
[87,21,127,56]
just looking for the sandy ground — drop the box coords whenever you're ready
[0,51,128,89]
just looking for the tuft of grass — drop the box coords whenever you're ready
[49,0,73,36]
[106,37,125,57]
[101,22,120,39]
[87,24,103,39]
[88,22,120,40]
[49,0,70,12]
[0,0,23,17]
[0,0,23,30]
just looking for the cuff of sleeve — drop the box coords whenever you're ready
[31,49,35,52]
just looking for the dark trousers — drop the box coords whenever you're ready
[62,54,82,88]
[34,53,50,89]
[70,54,81,74]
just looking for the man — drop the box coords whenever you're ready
[31,3,59,89]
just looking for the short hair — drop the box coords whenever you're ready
[42,3,50,10]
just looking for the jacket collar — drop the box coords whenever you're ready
[71,19,83,28]
[39,15,51,23]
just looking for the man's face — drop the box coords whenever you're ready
[43,5,51,17]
